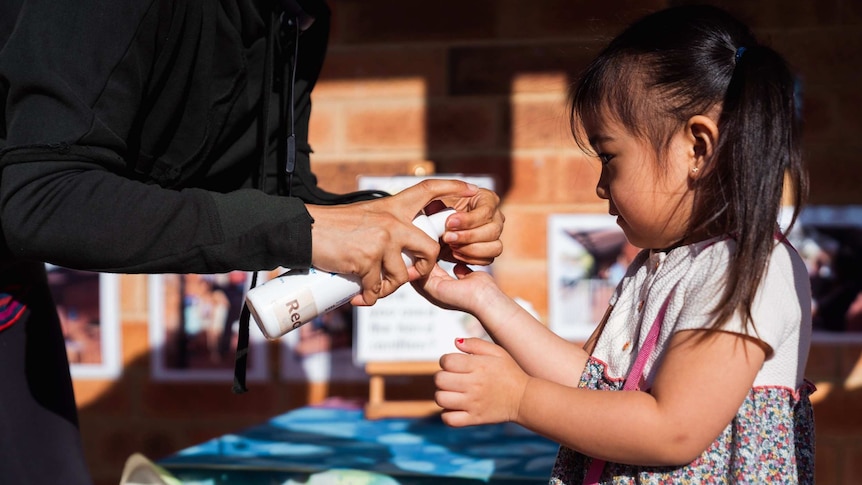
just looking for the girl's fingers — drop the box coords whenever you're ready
[451,262,474,278]
[438,352,473,374]
[439,409,472,428]
[434,390,465,411]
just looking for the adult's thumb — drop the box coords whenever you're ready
[399,179,478,209]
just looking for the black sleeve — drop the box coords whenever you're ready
[0,148,312,274]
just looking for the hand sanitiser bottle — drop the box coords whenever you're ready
[246,207,455,340]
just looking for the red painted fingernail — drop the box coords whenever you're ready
[456,338,465,344]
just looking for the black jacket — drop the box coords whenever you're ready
[0,0,366,274]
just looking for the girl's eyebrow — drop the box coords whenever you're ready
[589,134,615,146]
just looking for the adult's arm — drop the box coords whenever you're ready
[0,153,311,274]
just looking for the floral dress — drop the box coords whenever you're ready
[550,358,815,484]
[550,239,816,484]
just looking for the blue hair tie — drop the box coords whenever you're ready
[735,46,747,63]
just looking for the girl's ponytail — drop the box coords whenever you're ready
[705,42,807,329]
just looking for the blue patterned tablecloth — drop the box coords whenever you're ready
[158,405,558,484]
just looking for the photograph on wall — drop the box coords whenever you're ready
[148,272,268,381]
[278,298,368,383]
[46,265,121,379]
[547,214,636,342]
[782,205,862,341]
[548,206,862,344]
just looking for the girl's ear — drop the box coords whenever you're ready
[687,114,719,173]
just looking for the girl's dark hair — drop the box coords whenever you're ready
[570,5,807,332]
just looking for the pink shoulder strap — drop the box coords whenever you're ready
[582,240,726,483]
[582,291,674,484]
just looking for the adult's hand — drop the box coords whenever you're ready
[437,187,504,266]
[306,179,501,306]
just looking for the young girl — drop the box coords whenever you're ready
[415,5,814,484]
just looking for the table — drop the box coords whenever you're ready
[158,403,559,484]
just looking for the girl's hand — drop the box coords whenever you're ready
[411,262,500,316]
[434,337,531,427]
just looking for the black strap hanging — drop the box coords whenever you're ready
[233,3,386,394]
[232,270,258,394]
[232,7,283,395]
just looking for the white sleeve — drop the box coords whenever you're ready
[674,241,808,356]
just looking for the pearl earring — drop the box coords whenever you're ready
[691,166,699,174]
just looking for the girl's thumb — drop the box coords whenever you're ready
[455,337,502,356]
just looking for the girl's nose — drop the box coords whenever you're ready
[596,184,609,200]
[595,169,609,200]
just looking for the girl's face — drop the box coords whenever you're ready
[587,115,697,250]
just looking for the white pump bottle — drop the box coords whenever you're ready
[246,207,455,340]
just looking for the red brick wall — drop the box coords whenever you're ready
[75,1,862,484]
